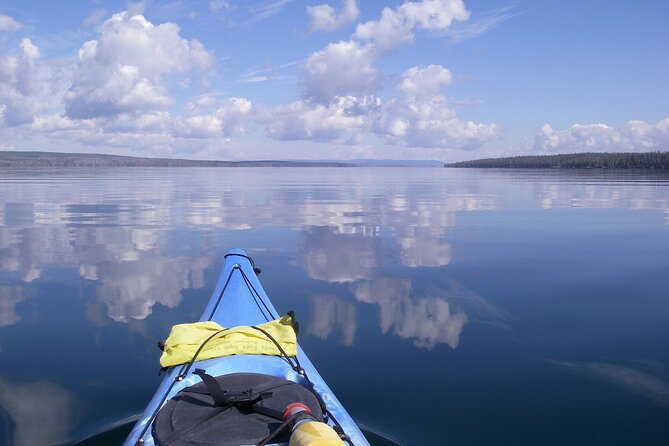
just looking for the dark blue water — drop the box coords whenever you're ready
[0,167,668,445]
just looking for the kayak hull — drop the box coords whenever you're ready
[124,248,368,446]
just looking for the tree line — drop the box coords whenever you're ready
[446,151,669,169]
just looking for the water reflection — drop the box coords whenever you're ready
[0,168,667,445]
[397,227,452,267]
[0,286,24,327]
[2,168,663,330]
[90,251,210,322]
[301,227,378,283]
[304,271,503,350]
[0,226,73,283]
[537,181,669,212]
[304,273,506,350]
[352,278,468,349]
[308,294,357,346]
[547,360,669,407]
[0,223,211,323]
[73,227,211,322]
[0,378,75,446]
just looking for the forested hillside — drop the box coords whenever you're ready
[446,152,669,169]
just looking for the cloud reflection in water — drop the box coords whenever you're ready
[352,278,468,349]
[547,360,669,407]
[301,226,378,283]
[298,223,505,350]
[2,168,665,332]
[308,294,357,346]
[0,223,211,324]
[89,252,210,322]
[0,286,24,328]
[75,228,211,322]
[397,228,452,267]
[0,378,75,446]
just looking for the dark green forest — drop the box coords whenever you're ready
[446,152,669,169]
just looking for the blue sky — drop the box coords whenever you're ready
[1,0,667,161]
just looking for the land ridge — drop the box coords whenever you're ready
[3,151,668,169]
[446,151,669,169]
[0,151,445,168]
[0,151,355,168]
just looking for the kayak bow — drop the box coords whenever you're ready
[124,248,368,446]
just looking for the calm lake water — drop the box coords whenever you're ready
[0,167,668,445]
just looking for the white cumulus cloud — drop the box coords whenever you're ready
[175,96,253,138]
[307,0,359,32]
[31,99,255,154]
[302,1,470,103]
[534,118,669,153]
[267,64,498,151]
[354,0,470,50]
[398,64,452,97]
[13,12,256,152]
[65,12,213,119]
[303,40,379,102]
[0,38,44,127]
[375,96,498,149]
[261,95,378,143]
[0,13,22,31]
[374,65,499,149]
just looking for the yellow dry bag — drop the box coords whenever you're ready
[159,314,297,368]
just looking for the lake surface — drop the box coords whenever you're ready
[0,167,668,445]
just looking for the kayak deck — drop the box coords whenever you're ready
[125,248,368,445]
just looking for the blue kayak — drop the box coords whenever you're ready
[125,248,368,446]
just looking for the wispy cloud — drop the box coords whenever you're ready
[127,0,152,16]
[209,0,231,13]
[451,98,485,107]
[238,74,289,84]
[436,3,520,43]
[247,0,295,24]
[238,60,299,84]
[83,9,108,26]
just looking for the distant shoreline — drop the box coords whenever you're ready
[3,150,668,169]
[446,151,669,169]
[0,151,354,168]
[0,151,442,168]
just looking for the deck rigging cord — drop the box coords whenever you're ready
[136,259,240,443]
[136,254,353,445]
